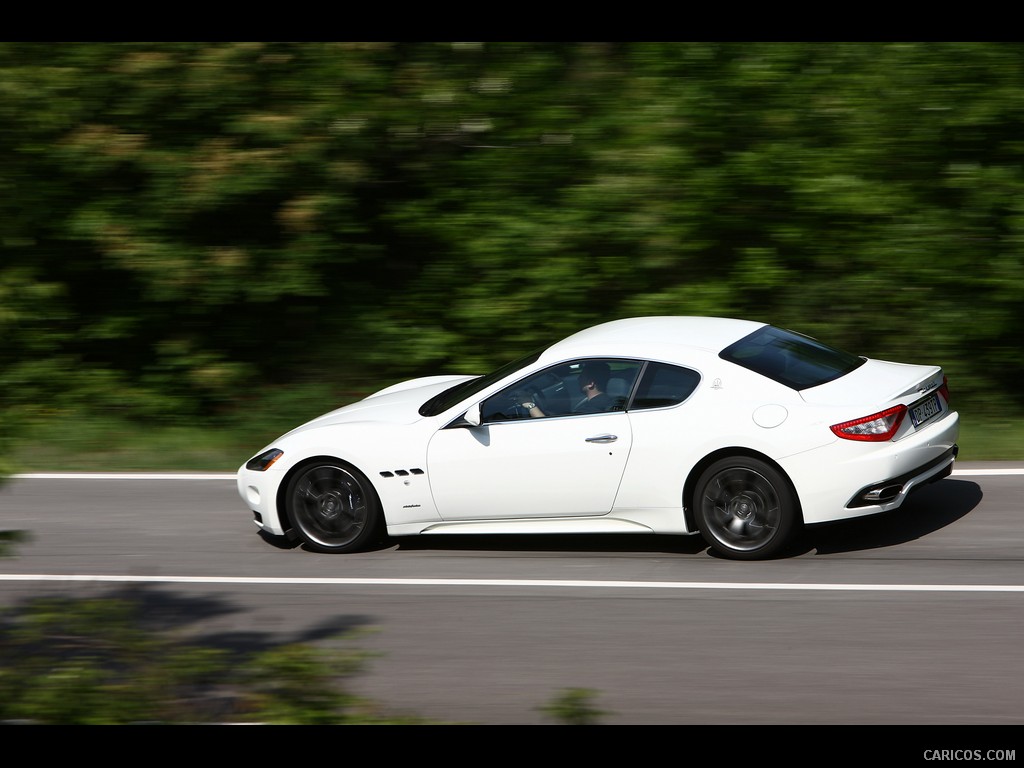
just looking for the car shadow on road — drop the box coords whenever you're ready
[258,529,302,550]
[389,479,983,560]
[389,531,710,557]
[796,478,983,556]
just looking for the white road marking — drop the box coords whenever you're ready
[10,468,1024,481]
[0,574,1022,593]
[12,473,238,480]
[951,469,1024,476]
[4,470,1020,595]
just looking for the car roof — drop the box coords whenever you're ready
[541,316,767,362]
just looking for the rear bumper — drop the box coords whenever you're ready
[846,445,957,508]
[781,410,960,525]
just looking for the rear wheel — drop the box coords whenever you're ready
[695,457,799,560]
[285,461,381,553]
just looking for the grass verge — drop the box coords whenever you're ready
[8,401,1023,474]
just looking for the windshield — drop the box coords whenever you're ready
[418,348,545,416]
[719,326,865,390]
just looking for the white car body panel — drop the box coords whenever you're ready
[800,359,942,406]
[238,316,961,559]
[365,374,475,399]
[427,410,632,520]
[779,409,959,523]
[277,375,474,436]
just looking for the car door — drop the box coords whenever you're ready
[425,359,639,521]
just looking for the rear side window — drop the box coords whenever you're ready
[630,363,701,410]
[720,326,864,390]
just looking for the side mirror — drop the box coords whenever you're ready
[462,402,482,427]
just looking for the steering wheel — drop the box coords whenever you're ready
[529,386,550,414]
[508,386,546,417]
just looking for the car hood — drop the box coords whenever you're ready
[800,358,943,407]
[280,374,476,437]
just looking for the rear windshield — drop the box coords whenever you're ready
[719,326,865,390]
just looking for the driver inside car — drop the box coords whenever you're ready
[521,361,612,417]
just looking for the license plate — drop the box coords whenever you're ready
[910,393,942,427]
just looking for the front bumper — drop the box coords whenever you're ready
[237,464,289,537]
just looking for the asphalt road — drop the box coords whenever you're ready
[1,464,1023,727]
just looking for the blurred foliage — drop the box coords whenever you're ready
[0,595,414,724]
[0,531,28,558]
[539,687,610,725]
[2,42,1024,459]
[0,592,596,724]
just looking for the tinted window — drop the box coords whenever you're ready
[631,363,701,410]
[719,326,864,390]
[481,359,642,422]
[418,348,543,416]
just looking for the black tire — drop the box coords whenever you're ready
[285,460,382,553]
[695,457,799,560]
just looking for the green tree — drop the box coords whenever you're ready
[539,687,610,725]
[3,42,1024,451]
[0,595,382,724]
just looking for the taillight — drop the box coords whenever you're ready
[830,405,907,442]
[938,375,950,406]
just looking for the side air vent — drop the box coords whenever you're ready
[380,468,426,479]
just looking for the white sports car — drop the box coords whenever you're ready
[238,316,959,560]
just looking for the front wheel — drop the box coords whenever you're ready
[285,461,382,553]
[695,457,800,560]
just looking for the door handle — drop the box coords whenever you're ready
[585,434,618,444]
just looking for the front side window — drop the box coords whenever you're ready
[481,359,643,422]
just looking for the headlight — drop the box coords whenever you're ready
[246,448,283,471]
